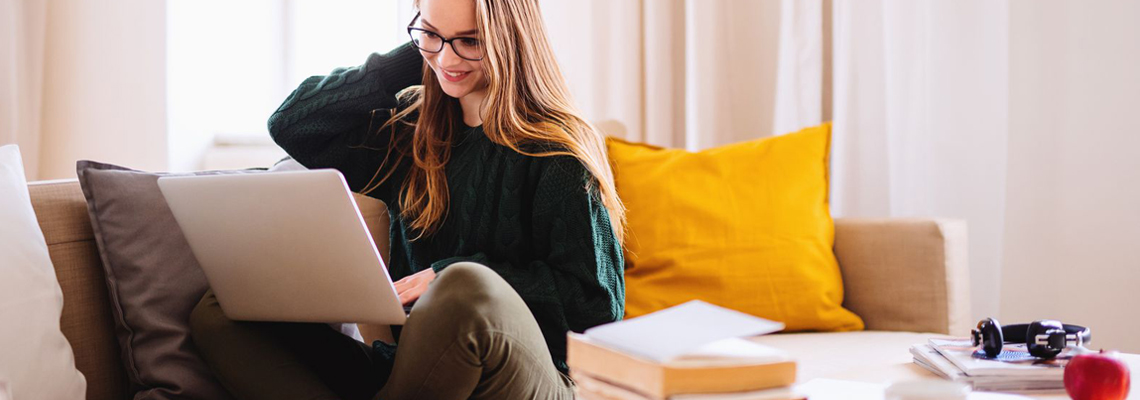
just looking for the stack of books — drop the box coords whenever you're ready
[568,301,803,400]
[910,338,1068,393]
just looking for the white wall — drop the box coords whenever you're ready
[1004,0,1140,352]
[37,0,167,179]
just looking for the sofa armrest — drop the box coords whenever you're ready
[833,218,971,335]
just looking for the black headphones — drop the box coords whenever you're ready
[970,318,1092,359]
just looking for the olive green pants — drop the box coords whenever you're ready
[189,262,575,400]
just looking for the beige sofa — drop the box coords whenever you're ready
[28,178,971,400]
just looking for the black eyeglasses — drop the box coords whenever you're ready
[407,12,485,61]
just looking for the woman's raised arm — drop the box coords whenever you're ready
[268,42,422,193]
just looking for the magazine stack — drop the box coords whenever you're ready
[910,338,1068,393]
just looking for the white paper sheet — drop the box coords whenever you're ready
[583,300,785,363]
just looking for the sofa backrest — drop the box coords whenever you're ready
[29,180,127,400]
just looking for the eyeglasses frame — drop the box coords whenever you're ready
[406,12,485,61]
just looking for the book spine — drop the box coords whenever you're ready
[662,361,797,395]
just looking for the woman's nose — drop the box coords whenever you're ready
[437,43,464,67]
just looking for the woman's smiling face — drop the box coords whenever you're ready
[415,0,488,100]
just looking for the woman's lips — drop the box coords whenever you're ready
[440,68,470,83]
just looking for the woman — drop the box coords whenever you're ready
[188,0,625,398]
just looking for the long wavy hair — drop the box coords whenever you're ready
[362,0,626,243]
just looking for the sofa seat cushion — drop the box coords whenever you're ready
[751,331,945,384]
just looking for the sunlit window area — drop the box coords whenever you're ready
[166,0,414,171]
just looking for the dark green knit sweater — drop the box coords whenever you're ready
[267,42,624,373]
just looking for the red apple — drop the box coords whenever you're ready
[1064,350,1131,400]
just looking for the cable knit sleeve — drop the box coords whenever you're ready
[267,42,422,194]
[429,156,625,372]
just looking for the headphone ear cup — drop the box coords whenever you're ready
[979,318,1004,358]
[1027,320,1065,358]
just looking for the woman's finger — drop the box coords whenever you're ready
[394,279,410,290]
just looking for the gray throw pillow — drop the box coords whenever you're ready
[76,161,247,400]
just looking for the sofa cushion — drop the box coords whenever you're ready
[0,145,87,400]
[751,331,944,383]
[77,161,242,400]
[607,123,863,332]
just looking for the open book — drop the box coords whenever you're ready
[581,300,786,363]
[568,301,796,399]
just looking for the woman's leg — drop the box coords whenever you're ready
[190,289,387,400]
[377,262,575,400]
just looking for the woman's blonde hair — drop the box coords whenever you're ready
[364,0,626,243]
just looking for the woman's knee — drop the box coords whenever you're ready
[436,261,500,287]
[418,262,516,321]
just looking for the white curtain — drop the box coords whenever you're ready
[539,0,784,150]
[1001,0,1140,353]
[772,0,823,135]
[825,0,1139,349]
[826,0,1010,321]
[544,0,1012,321]
[0,0,47,181]
[542,0,1140,350]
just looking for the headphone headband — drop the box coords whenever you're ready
[1001,322,1091,345]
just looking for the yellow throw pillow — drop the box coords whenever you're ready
[608,123,863,332]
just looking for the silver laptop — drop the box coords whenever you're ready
[157,169,406,325]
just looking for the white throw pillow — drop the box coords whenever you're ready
[0,145,87,399]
